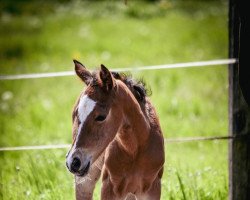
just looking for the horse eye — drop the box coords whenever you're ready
[95,115,106,122]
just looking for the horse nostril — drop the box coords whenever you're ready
[71,157,81,172]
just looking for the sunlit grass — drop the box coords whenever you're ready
[0,0,228,199]
[1,141,228,200]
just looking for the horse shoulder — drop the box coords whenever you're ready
[139,131,165,174]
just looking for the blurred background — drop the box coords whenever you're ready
[0,0,228,199]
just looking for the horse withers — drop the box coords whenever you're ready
[66,60,165,200]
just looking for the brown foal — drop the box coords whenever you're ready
[66,60,165,200]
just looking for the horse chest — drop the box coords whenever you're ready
[104,165,155,196]
[104,143,159,195]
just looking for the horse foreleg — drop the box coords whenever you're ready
[101,169,124,200]
[75,154,104,200]
[137,177,162,200]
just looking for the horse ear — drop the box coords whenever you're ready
[100,64,115,91]
[73,60,92,85]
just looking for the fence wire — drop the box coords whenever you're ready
[1,134,247,152]
[0,58,237,80]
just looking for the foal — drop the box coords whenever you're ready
[66,60,165,200]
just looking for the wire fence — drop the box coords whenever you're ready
[0,58,237,80]
[0,58,238,152]
[1,134,247,152]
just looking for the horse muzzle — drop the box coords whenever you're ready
[66,148,91,177]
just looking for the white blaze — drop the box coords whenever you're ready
[66,95,96,168]
[77,95,96,136]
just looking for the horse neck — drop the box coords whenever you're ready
[114,81,150,156]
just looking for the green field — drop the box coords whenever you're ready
[0,0,229,199]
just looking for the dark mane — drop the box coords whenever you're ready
[111,71,151,104]
[89,70,151,104]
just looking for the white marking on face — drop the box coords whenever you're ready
[66,142,77,169]
[78,95,96,124]
[66,95,96,171]
[77,95,96,136]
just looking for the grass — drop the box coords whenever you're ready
[0,0,229,199]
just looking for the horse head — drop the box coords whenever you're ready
[66,60,122,177]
